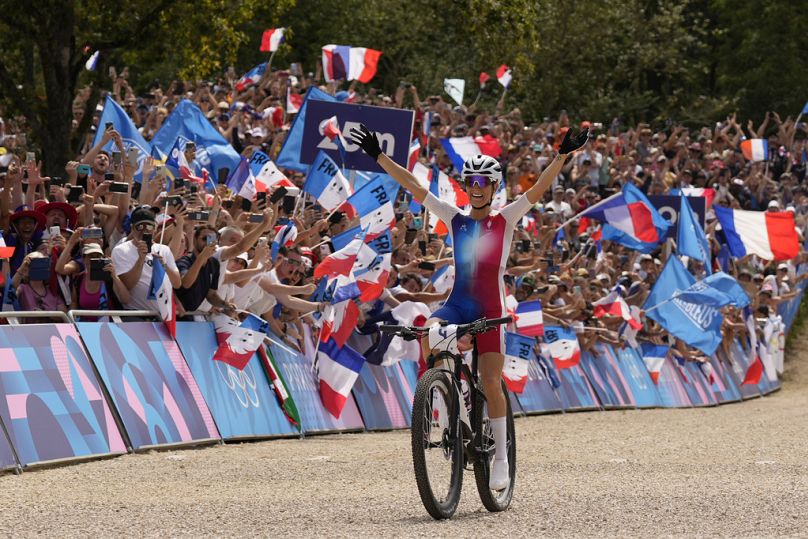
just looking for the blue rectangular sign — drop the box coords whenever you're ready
[648,195,706,240]
[301,100,415,172]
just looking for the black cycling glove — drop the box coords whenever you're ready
[559,127,589,155]
[350,124,383,160]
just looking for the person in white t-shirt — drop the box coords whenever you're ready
[112,207,181,311]
[545,185,573,219]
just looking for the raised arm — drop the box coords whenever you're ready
[350,125,429,202]
[524,128,589,205]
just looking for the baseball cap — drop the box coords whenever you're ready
[130,207,156,226]
[767,200,780,209]
[82,244,104,256]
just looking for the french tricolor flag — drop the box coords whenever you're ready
[271,222,297,263]
[640,343,668,385]
[321,44,382,83]
[580,182,669,245]
[321,298,360,349]
[541,325,580,370]
[148,255,176,338]
[303,151,353,212]
[316,338,364,419]
[211,313,266,371]
[259,28,285,53]
[592,291,643,329]
[235,62,267,92]
[226,157,257,200]
[413,162,468,235]
[503,332,534,394]
[439,136,483,172]
[479,72,491,87]
[320,115,348,165]
[407,138,421,171]
[515,300,544,337]
[714,206,800,261]
[353,246,391,302]
[314,229,367,278]
[248,150,296,194]
[740,138,769,162]
[496,64,512,88]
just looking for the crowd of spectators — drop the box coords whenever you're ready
[0,63,806,365]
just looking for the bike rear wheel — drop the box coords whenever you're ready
[411,368,463,520]
[473,380,516,512]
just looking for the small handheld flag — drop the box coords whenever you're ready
[496,65,512,88]
[740,139,768,162]
[260,28,285,53]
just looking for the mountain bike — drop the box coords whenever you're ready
[379,316,515,520]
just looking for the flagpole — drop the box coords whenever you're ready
[267,49,278,73]
[159,199,170,246]
[470,88,483,109]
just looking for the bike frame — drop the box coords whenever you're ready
[426,335,486,465]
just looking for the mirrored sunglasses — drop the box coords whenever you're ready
[462,175,495,189]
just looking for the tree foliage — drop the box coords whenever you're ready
[0,0,806,173]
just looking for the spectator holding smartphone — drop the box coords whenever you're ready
[112,206,181,311]
[175,225,232,315]
[14,252,67,321]
[69,243,129,315]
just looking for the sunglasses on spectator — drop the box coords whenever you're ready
[135,222,156,232]
[285,258,303,267]
[462,175,495,188]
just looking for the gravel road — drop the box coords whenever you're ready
[1,331,807,538]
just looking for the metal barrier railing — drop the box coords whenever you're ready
[0,311,71,325]
[67,310,160,323]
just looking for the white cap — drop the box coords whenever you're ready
[768,200,780,208]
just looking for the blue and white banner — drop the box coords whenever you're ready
[151,99,240,182]
[92,96,151,181]
[644,256,724,355]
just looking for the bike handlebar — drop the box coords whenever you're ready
[378,316,512,340]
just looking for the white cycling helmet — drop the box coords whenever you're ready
[461,154,502,186]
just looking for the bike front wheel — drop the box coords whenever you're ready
[473,380,516,512]
[411,368,463,520]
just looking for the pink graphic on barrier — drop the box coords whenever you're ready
[50,335,74,399]
[162,383,193,441]
[0,348,21,372]
[123,376,148,425]
[162,337,219,437]
[6,394,28,420]
[73,355,103,401]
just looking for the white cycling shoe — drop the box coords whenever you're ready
[489,459,510,491]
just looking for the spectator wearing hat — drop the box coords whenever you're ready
[112,206,181,312]
[68,243,129,315]
[36,201,78,230]
[5,206,45,275]
[545,185,573,219]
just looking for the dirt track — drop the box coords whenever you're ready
[1,330,807,538]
